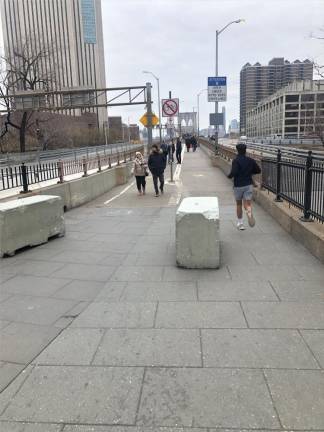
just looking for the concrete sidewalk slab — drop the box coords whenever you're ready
[137,368,280,428]
[70,302,156,328]
[155,302,247,328]
[2,366,144,424]
[201,329,319,368]
[92,329,202,367]
[1,148,324,429]
[264,369,324,429]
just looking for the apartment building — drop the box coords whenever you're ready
[246,80,324,139]
[240,58,313,133]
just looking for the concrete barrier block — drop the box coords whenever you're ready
[176,197,220,269]
[0,195,65,257]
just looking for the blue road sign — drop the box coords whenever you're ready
[208,77,227,87]
[208,76,227,102]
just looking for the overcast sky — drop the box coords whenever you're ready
[0,0,323,132]
[102,0,324,131]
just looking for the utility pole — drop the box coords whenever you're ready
[146,82,153,156]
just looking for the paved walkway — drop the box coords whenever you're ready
[1,148,324,431]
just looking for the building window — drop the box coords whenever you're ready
[285,119,298,125]
[286,95,299,102]
[301,94,314,102]
[285,103,299,110]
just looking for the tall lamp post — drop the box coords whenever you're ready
[143,70,162,145]
[197,89,207,138]
[215,19,244,152]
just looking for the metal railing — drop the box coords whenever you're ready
[0,145,143,193]
[0,142,141,166]
[262,150,324,223]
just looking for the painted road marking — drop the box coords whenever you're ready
[104,181,135,205]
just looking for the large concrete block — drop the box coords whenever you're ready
[0,195,65,257]
[176,197,220,268]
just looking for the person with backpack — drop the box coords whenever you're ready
[228,143,261,230]
[148,144,167,197]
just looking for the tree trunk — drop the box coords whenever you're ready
[20,111,28,153]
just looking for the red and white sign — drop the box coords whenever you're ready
[162,98,179,117]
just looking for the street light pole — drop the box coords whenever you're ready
[143,71,162,146]
[214,19,244,153]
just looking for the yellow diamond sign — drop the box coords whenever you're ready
[140,112,159,127]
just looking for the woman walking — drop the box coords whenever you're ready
[132,151,147,195]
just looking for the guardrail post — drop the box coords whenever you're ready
[82,157,88,177]
[301,150,313,222]
[124,151,126,163]
[108,157,111,168]
[57,160,64,183]
[275,149,282,202]
[97,155,102,173]
[117,153,120,166]
[20,163,29,193]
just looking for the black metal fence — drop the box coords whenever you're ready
[0,146,143,193]
[262,150,324,222]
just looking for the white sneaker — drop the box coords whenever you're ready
[246,207,255,227]
[237,222,245,231]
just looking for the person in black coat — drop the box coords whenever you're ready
[176,137,182,164]
[185,137,191,152]
[168,139,175,163]
[228,143,261,230]
[148,144,167,197]
[191,136,198,152]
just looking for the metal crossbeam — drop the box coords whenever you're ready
[0,85,148,113]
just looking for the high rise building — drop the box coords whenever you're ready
[246,80,324,139]
[240,58,313,134]
[0,0,107,127]
[229,119,239,134]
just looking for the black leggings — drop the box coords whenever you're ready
[135,176,146,192]
[152,173,164,194]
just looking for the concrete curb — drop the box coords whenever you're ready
[2,162,133,211]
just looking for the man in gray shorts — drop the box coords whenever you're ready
[228,143,261,230]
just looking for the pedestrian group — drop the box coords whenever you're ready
[132,137,260,229]
[132,136,185,197]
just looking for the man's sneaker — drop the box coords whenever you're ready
[246,207,255,227]
[155,193,159,197]
[237,222,245,231]
[160,189,164,194]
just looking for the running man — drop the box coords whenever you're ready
[228,143,261,230]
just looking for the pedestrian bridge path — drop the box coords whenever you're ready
[0,148,324,430]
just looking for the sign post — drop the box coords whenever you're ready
[208,76,227,154]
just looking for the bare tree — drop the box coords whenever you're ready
[303,103,324,146]
[310,28,324,79]
[0,38,56,152]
